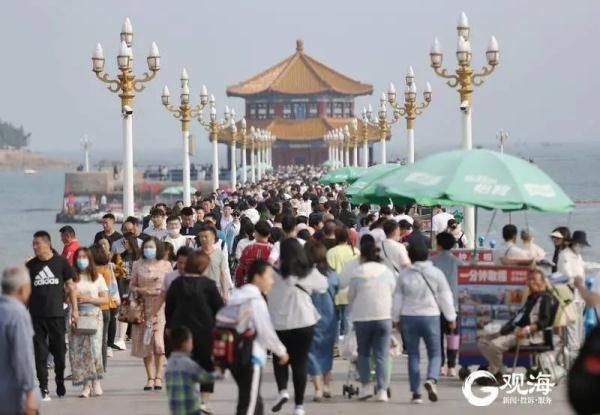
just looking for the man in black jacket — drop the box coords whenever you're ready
[477,269,554,382]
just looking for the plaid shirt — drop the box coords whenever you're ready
[166,352,212,415]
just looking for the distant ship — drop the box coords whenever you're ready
[23,169,37,175]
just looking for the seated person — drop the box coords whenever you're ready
[494,224,532,266]
[477,269,554,383]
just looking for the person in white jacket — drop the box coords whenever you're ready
[228,259,289,415]
[347,234,396,403]
[267,238,328,415]
[392,242,457,404]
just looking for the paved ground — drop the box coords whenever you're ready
[41,347,572,415]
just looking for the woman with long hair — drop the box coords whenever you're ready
[111,232,140,350]
[346,234,396,402]
[69,247,108,397]
[165,251,224,414]
[234,217,255,261]
[268,239,328,415]
[130,237,172,391]
[91,245,118,371]
[304,241,339,401]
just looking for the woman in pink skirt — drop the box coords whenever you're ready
[130,237,173,391]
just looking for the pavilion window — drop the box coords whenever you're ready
[249,104,256,119]
[283,104,292,119]
[308,103,318,117]
[334,102,343,118]
[294,103,306,119]
[268,104,276,118]
[257,103,267,120]
[326,102,333,117]
[344,102,352,117]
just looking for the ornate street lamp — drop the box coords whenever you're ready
[388,66,433,163]
[92,17,160,216]
[197,96,235,191]
[161,69,209,206]
[429,11,500,247]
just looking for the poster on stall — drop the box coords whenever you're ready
[458,265,530,355]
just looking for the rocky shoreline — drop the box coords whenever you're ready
[0,149,71,170]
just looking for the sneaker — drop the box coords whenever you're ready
[92,380,103,397]
[199,403,213,415]
[107,348,113,358]
[424,380,438,402]
[271,391,289,412]
[401,349,409,357]
[323,384,332,399]
[440,366,448,376]
[313,389,323,402]
[56,380,66,398]
[294,406,305,415]
[447,367,458,377]
[358,384,373,401]
[411,393,423,404]
[41,389,51,402]
[376,389,389,402]
[113,340,127,351]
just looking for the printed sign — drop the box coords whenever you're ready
[457,266,530,355]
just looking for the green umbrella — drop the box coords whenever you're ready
[160,185,195,195]
[378,149,575,212]
[345,164,403,204]
[319,166,366,185]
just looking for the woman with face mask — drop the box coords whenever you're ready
[129,237,173,392]
[558,230,590,364]
[69,247,109,397]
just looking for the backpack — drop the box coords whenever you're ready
[234,243,273,287]
[212,300,256,369]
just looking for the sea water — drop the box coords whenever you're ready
[0,144,598,266]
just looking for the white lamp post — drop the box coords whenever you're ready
[161,70,209,206]
[80,134,92,172]
[92,17,160,217]
[497,129,509,154]
[197,95,235,191]
[388,66,433,164]
[429,11,500,248]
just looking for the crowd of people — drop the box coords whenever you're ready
[0,165,594,415]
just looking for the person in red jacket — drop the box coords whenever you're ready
[59,226,80,264]
[235,221,272,287]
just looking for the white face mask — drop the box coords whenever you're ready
[573,244,583,254]
[168,228,181,237]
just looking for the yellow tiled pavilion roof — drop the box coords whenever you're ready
[217,117,387,143]
[226,39,373,97]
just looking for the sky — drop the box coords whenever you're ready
[0,0,598,164]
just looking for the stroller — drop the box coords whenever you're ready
[340,328,401,399]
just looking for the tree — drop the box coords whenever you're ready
[0,119,31,149]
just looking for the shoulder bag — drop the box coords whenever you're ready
[75,314,98,335]
[117,293,145,325]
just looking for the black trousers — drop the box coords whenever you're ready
[273,326,314,406]
[32,317,66,391]
[107,309,117,347]
[231,363,264,415]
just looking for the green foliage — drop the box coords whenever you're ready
[0,119,30,149]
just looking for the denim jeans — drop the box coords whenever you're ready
[401,315,442,394]
[354,319,392,390]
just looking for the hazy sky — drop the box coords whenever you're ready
[0,0,598,163]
